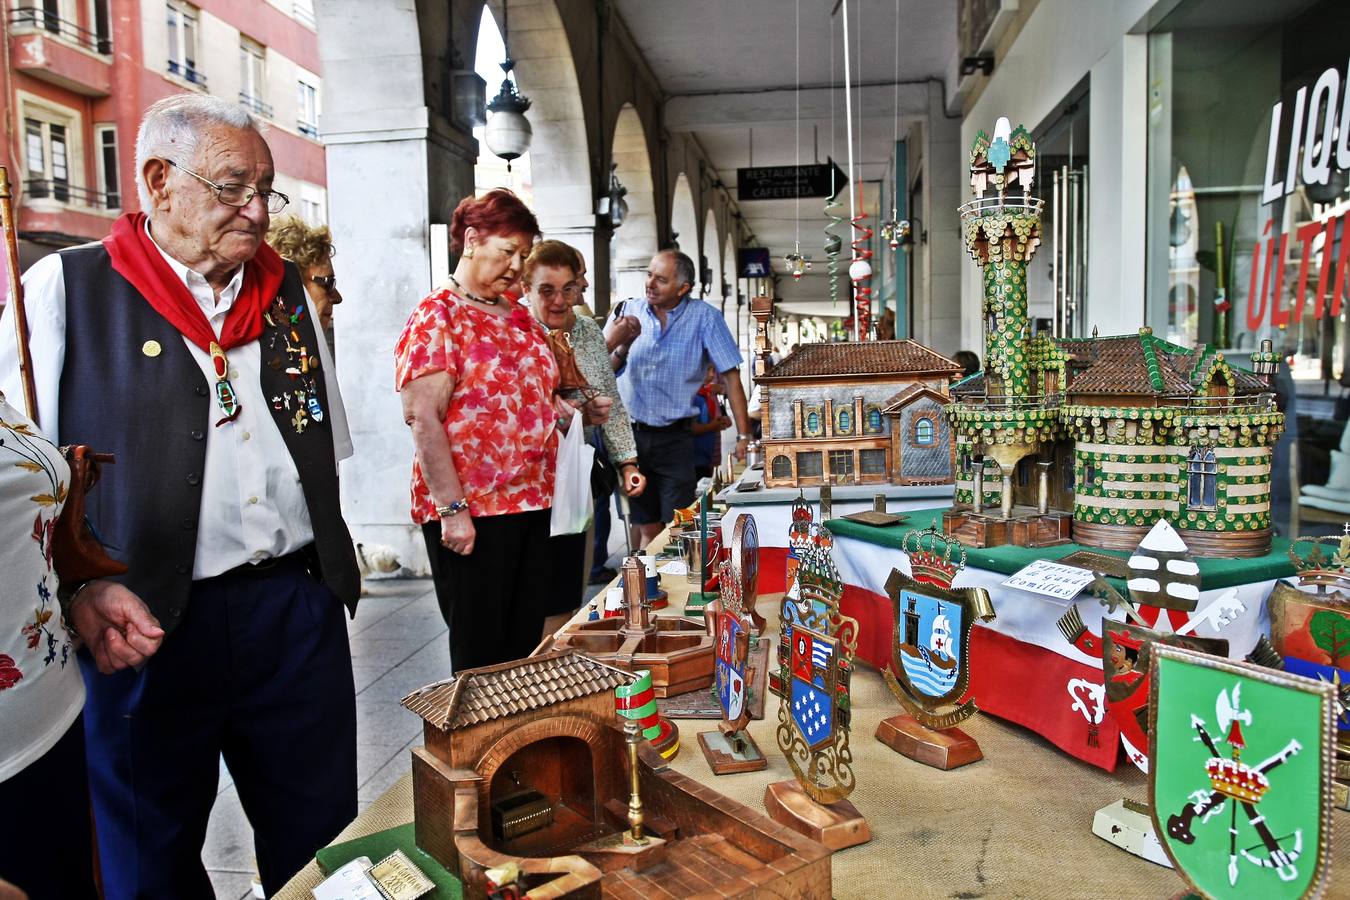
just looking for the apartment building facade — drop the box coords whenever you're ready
[1,0,326,269]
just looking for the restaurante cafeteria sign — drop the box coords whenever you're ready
[1249,60,1350,330]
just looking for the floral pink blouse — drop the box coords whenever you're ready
[395,287,559,522]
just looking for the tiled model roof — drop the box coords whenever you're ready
[760,339,962,380]
[881,383,951,412]
[401,650,634,732]
[1059,330,1266,395]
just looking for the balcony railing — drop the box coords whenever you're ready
[238,93,273,119]
[297,121,319,138]
[167,59,207,87]
[956,393,1064,411]
[1162,393,1279,416]
[24,178,117,210]
[9,6,111,54]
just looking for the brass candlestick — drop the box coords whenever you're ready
[624,718,647,845]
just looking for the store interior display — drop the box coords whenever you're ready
[399,649,830,897]
[943,118,1284,558]
[764,522,869,850]
[878,525,996,770]
[1149,645,1337,899]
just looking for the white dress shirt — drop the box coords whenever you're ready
[0,231,352,580]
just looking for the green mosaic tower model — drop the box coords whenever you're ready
[943,118,1283,558]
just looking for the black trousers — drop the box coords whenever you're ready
[0,714,98,900]
[629,429,697,525]
[81,555,357,899]
[423,509,587,672]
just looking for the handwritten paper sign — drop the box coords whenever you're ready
[1002,559,1097,603]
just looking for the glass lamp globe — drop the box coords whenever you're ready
[485,110,532,167]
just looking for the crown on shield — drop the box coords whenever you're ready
[1107,627,1145,651]
[1287,527,1350,591]
[901,525,967,589]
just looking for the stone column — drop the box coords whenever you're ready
[1038,460,1052,514]
[1001,467,1014,519]
[319,1,478,574]
[972,463,985,514]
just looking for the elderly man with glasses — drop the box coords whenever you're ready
[0,94,359,897]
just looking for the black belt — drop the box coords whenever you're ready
[216,545,318,581]
[632,417,693,433]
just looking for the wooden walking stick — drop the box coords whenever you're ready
[0,166,39,424]
[0,165,127,582]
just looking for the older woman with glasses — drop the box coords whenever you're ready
[267,215,342,337]
[525,241,645,623]
[396,192,601,671]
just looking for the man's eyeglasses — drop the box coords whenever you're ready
[165,159,290,214]
[310,275,337,292]
[536,284,581,301]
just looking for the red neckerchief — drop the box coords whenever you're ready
[102,211,284,353]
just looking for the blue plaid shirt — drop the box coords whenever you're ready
[611,296,743,427]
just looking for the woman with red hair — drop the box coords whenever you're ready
[396,190,586,670]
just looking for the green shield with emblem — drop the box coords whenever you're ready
[1149,644,1335,899]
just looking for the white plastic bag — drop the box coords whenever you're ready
[550,407,595,536]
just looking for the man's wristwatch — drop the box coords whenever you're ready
[436,499,470,518]
[736,433,752,442]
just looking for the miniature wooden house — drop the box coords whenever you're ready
[401,650,831,898]
[943,118,1282,557]
[753,340,963,489]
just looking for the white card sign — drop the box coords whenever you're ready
[1003,559,1097,603]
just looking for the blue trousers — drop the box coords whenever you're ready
[80,555,357,899]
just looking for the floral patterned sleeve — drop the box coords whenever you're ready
[394,292,458,389]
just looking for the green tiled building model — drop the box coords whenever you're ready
[942,118,1282,557]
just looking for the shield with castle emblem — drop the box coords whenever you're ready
[1150,644,1335,899]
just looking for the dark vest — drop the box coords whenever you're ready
[57,243,359,634]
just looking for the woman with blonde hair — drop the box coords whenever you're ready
[267,215,342,334]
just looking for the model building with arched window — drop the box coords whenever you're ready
[748,337,963,489]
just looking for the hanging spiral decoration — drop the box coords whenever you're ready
[849,184,873,339]
[824,190,845,306]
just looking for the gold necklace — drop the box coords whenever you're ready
[449,275,502,307]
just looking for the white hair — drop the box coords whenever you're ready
[135,94,264,211]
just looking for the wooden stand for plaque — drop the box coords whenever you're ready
[1091,799,1172,868]
[697,725,768,775]
[875,713,983,770]
[763,780,870,851]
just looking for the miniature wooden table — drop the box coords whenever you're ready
[277,556,1349,898]
[820,509,1296,771]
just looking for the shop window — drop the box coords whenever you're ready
[771,455,792,480]
[1063,461,1075,491]
[796,452,822,478]
[1187,447,1217,509]
[866,406,883,433]
[859,449,886,475]
[166,0,203,84]
[837,407,852,435]
[1017,458,1033,487]
[94,125,119,209]
[1083,462,1096,486]
[913,417,935,447]
[239,37,270,117]
[828,450,854,478]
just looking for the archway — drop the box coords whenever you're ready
[669,172,698,264]
[701,206,721,302]
[481,0,594,300]
[610,103,657,307]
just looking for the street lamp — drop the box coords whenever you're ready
[484,0,531,171]
[596,162,628,228]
